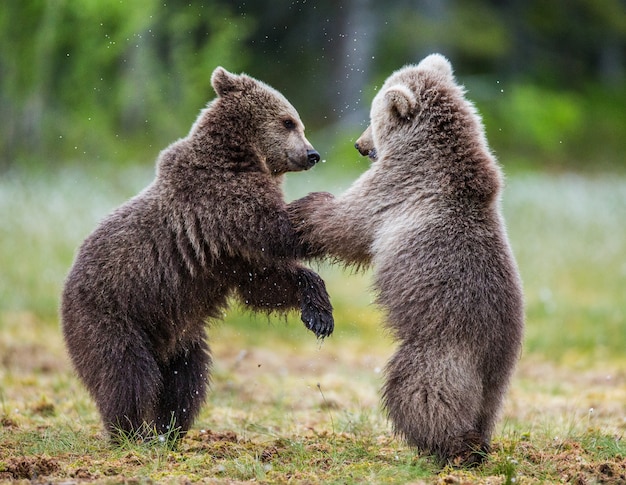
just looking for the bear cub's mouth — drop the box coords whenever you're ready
[355,142,377,161]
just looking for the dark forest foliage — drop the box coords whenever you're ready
[1,0,625,171]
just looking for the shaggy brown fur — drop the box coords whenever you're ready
[61,67,333,441]
[289,54,524,466]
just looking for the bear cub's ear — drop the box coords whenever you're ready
[418,53,454,79]
[211,66,243,97]
[384,84,418,119]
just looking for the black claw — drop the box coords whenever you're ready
[301,308,334,339]
[298,270,334,338]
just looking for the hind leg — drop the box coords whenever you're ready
[474,358,519,453]
[154,333,211,438]
[382,343,486,466]
[441,357,521,466]
[62,315,161,440]
[443,350,521,466]
[75,334,163,441]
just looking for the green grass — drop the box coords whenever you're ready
[1,165,626,483]
[502,173,626,364]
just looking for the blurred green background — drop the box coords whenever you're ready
[2,0,625,172]
[1,0,625,367]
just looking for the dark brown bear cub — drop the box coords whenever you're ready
[289,54,524,466]
[61,67,333,441]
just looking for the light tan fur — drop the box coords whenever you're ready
[290,54,524,466]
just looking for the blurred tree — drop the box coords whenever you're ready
[502,0,626,87]
[227,0,377,128]
[0,0,250,169]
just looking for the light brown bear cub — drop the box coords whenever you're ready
[289,54,524,465]
[62,67,333,442]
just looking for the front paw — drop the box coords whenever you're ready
[301,301,334,339]
[287,192,334,224]
[298,269,334,339]
[288,192,334,259]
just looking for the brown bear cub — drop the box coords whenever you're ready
[289,54,524,466]
[61,67,333,442]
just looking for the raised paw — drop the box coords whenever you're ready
[301,301,334,339]
[298,268,334,339]
[287,192,335,260]
[287,191,334,221]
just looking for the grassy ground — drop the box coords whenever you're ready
[1,164,625,483]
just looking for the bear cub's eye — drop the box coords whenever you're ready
[283,119,296,130]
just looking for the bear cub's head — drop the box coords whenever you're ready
[207,67,320,175]
[354,53,458,162]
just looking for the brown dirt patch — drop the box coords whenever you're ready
[4,455,60,480]
[557,449,626,485]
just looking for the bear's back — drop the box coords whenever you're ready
[62,188,231,332]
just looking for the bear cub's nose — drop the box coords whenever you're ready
[307,149,321,166]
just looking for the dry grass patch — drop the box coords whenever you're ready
[1,309,625,483]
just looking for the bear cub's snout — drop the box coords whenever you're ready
[306,149,321,167]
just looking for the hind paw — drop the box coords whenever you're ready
[448,430,490,468]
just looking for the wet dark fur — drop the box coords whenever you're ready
[289,55,524,466]
[61,68,333,441]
